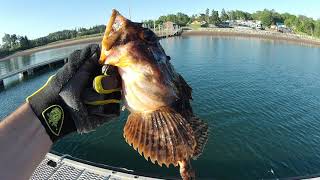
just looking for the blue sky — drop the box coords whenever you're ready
[0,0,319,42]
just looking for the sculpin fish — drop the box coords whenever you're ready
[99,9,209,180]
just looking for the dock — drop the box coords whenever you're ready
[142,22,183,38]
[155,28,183,38]
[30,152,163,180]
[0,57,68,89]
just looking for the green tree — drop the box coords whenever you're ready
[299,16,315,35]
[314,20,320,37]
[252,9,273,27]
[10,34,18,49]
[143,20,154,28]
[198,13,206,22]
[260,11,273,27]
[283,14,297,28]
[176,12,190,26]
[158,15,167,25]
[190,15,196,22]
[228,11,235,20]
[152,12,190,26]
[205,8,210,23]
[18,36,31,50]
[228,10,251,20]
[2,34,11,49]
[220,9,229,21]
[210,9,220,25]
[252,9,284,27]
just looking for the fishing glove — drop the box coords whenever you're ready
[26,44,122,142]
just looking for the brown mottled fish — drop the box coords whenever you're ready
[99,9,209,180]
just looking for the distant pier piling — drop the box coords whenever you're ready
[0,79,4,89]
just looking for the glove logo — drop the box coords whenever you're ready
[42,105,64,136]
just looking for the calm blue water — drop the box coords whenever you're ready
[1,36,320,179]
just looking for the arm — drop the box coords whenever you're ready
[0,103,52,180]
[0,44,121,180]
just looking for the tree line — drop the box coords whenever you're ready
[0,25,105,58]
[143,9,320,37]
[1,8,320,59]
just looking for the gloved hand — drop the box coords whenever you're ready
[26,44,122,142]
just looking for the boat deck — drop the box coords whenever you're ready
[30,153,161,180]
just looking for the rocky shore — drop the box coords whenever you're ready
[182,28,320,47]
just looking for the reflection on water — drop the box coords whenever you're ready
[0,44,89,76]
[1,36,320,179]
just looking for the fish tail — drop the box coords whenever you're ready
[123,107,196,167]
[189,117,209,159]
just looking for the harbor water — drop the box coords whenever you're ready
[1,36,320,179]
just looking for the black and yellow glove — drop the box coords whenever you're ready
[26,44,121,142]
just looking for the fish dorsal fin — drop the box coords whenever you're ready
[123,107,196,167]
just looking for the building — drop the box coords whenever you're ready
[275,22,292,33]
[191,20,207,26]
[190,20,201,25]
[270,24,277,30]
[216,22,231,28]
[251,20,262,30]
[163,21,176,31]
[229,20,262,30]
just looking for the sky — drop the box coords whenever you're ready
[0,0,320,43]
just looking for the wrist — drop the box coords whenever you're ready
[24,103,52,143]
[27,98,76,142]
[26,75,77,142]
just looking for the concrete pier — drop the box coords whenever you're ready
[0,57,67,89]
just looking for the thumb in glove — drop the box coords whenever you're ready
[27,44,122,142]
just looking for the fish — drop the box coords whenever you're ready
[99,9,209,180]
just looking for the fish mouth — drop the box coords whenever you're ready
[99,9,128,64]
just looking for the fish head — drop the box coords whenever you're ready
[99,9,169,71]
[99,9,179,111]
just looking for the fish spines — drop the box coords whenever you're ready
[123,107,196,167]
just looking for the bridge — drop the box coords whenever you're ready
[0,57,68,89]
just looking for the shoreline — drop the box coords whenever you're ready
[2,28,320,61]
[182,28,320,47]
[0,36,102,61]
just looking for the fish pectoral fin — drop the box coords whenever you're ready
[123,107,196,167]
[189,117,209,159]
